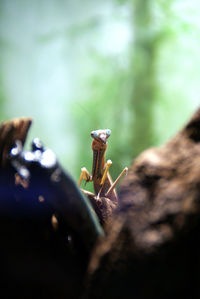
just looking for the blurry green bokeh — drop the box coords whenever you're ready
[0,0,199,193]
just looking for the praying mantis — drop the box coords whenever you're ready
[78,129,128,205]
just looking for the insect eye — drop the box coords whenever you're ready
[91,131,98,138]
[106,129,111,137]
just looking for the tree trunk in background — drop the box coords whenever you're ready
[0,80,6,121]
[131,0,157,157]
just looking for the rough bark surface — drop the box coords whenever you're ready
[88,193,117,226]
[85,108,200,298]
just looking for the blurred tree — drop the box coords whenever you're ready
[130,0,199,157]
[0,81,6,121]
[130,0,157,157]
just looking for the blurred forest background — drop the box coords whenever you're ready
[0,0,199,192]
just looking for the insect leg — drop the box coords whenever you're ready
[100,159,112,186]
[96,160,113,199]
[78,167,92,186]
[105,167,128,197]
[80,188,95,197]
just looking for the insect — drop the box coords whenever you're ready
[78,129,128,204]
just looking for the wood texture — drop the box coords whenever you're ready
[85,108,200,298]
[0,117,32,167]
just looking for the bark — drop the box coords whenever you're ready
[0,117,32,167]
[85,108,200,299]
